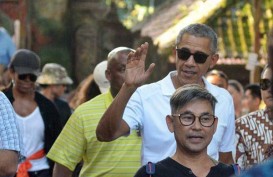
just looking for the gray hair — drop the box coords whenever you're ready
[170,84,217,113]
[175,23,218,53]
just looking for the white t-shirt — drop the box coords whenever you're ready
[16,107,49,171]
[123,71,235,165]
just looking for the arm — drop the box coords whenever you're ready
[217,93,236,164]
[96,42,155,141]
[0,150,18,177]
[219,152,234,164]
[53,163,73,177]
[0,92,20,177]
[235,130,247,169]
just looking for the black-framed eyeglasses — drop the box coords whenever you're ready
[172,112,217,127]
[260,79,272,90]
[18,74,37,82]
[176,48,209,64]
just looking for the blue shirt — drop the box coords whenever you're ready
[0,27,16,67]
[238,160,273,177]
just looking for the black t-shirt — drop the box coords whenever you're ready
[134,157,235,177]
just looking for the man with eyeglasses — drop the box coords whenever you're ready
[134,84,236,177]
[3,49,62,177]
[235,64,273,170]
[97,23,235,165]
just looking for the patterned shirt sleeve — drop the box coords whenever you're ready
[235,128,247,169]
[0,92,21,152]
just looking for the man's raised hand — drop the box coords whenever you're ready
[125,42,155,89]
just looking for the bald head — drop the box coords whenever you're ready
[107,47,135,68]
[106,47,135,97]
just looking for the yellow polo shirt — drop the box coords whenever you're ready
[47,91,141,176]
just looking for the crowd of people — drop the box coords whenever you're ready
[0,22,273,177]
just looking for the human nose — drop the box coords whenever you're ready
[184,54,196,66]
[191,117,202,129]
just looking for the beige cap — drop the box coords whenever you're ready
[37,63,73,85]
[93,61,110,93]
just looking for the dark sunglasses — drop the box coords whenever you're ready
[260,79,272,90]
[18,74,37,82]
[176,48,209,64]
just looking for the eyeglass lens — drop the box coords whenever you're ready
[18,74,37,82]
[176,48,209,64]
[260,79,272,90]
[174,113,215,127]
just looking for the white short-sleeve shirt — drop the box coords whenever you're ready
[123,71,235,165]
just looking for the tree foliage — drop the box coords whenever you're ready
[105,0,166,28]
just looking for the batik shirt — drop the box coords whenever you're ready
[235,109,273,169]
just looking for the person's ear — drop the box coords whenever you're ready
[105,69,111,81]
[166,115,174,133]
[8,68,15,79]
[209,54,219,69]
[213,117,218,133]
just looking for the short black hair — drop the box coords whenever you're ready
[244,84,261,100]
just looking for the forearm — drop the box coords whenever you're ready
[53,163,73,177]
[96,84,136,141]
[0,150,19,177]
[219,152,234,164]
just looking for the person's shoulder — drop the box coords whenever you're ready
[80,92,106,107]
[138,80,160,92]
[0,91,8,100]
[72,93,107,114]
[35,92,60,113]
[236,109,262,124]
[134,158,177,177]
[35,91,53,103]
[238,160,273,177]
[54,98,69,106]
[134,165,148,177]
[0,27,12,40]
[0,91,5,97]
[0,27,7,35]
[136,73,171,98]
[2,87,13,100]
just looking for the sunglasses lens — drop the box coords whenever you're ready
[193,53,208,64]
[18,74,37,82]
[176,48,209,64]
[18,74,26,80]
[177,49,191,61]
[260,79,271,90]
[30,75,37,82]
